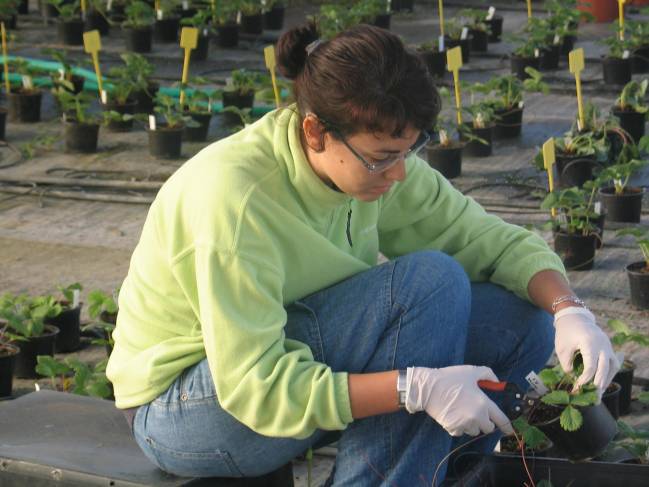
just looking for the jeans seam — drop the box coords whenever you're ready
[293,300,326,363]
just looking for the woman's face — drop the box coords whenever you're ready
[302,116,421,202]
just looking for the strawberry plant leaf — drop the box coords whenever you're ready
[608,318,631,335]
[638,391,649,404]
[541,390,570,405]
[560,405,582,431]
[571,390,598,407]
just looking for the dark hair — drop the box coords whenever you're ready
[276,23,440,137]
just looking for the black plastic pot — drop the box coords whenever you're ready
[102,99,137,132]
[0,344,19,398]
[132,81,159,114]
[183,112,211,142]
[391,0,414,11]
[263,5,285,30]
[598,186,644,223]
[42,1,59,18]
[561,35,576,57]
[0,107,7,140]
[554,231,597,270]
[486,16,503,42]
[222,91,254,110]
[612,108,646,143]
[445,37,470,63]
[602,381,621,419]
[67,74,85,95]
[494,106,523,139]
[13,325,60,379]
[626,261,649,310]
[57,18,84,45]
[372,13,391,30]
[8,90,42,123]
[631,45,649,73]
[46,305,81,353]
[18,0,28,14]
[241,13,263,35]
[426,143,463,179]
[539,44,560,71]
[469,29,488,52]
[0,15,16,29]
[419,49,446,78]
[602,56,632,85]
[124,26,153,53]
[216,23,238,48]
[613,363,635,415]
[533,402,617,460]
[461,123,493,157]
[63,122,99,154]
[84,10,110,36]
[510,55,540,80]
[555,153,599,188]
[192,32,209,61]
[108,3,126,22]
[154,16,180,42]
[148,125,184,159]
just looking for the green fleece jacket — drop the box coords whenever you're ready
[106,106,566,439]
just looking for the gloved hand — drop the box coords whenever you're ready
[404,365,514,437]
[554,306,620,396]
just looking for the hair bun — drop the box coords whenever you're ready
[276,22,319,80]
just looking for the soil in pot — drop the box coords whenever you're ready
[183,112,211,142]
[241,13,263,35]
[426,143,463,179]
[102,99,137,132]
[626,261,649,309]
[539,44,560,71]
[602,382,621,419]
[148,124,184,159]
[216,23,238,48]
[8,90,42,123]
[46,303,81,353]
[13,325,60,379]
[613,361,635,415]
[64,122,100,154]
[602,56,632,85]
[461,123,494,157]
[445,37,470,63]
[555,153,599,188]
[57,18,84,45]
[84,9,110,35]
[554,231,597,271]
[154,17,180,42]
[486,16,503,42]
[631,45,649,73]
[263,5,285,30]
[494,106,523,139]
[419,48,446,78]
[612,108,646,143]
[0,344,20,398]
[598,186,644,223]
[531,401,618,460]
[124,26,153,53]
[132,82,159,114]
[510,55,541,80]
[0,107,7,140]
[469,29,488,52]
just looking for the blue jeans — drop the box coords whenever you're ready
[132,250,554,485]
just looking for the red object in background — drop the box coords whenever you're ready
[577,0,618,23]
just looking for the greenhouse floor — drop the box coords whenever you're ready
[1,1,649,486]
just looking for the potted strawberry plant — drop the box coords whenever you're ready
[52,86,100,153]
[508,30,543,80]
[44,283,83,353]
[85,289,117,356]
[426,111,465,179]
[103,56,145,132]
[181,79,218,142]
[122,0,154,53]
[36,355,113,399]
[444,20,471,63]
[597,146,648,222]
[601,35,634,86]
[42,48,85,95]
[459,9,490,52]
[614,420,649,463]
[221,68,258,124]
[612,80,648,143]
[153,0,180,43]
[7,58,44,123]
[553,131,607,188]
[416,40,445,79]
[180,6,210,61]
[461,99,495,157]
[212,0,239,48]
[0,320,20,398]
[0,293,61,378]
[616,229,649,309]
[499,417,552,456]
[626,17,649,73]
[263,0,285,30]
[116,53,157,115]
[149,93,196,158]
[48,0,83,45]
[240,0,263,35]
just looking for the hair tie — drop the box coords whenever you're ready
[305,39,322,56]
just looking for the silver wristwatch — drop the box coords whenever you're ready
[397,369,407,409]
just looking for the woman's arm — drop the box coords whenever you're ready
[527,269,585,314]
[348,371,400,419]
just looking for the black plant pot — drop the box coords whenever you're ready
[241,13,263,35]
[392,0,414,11]
[18,0,28,14]
[132,81,159,114]
[192,33,209,61]
[154,16,180,42]
[561,35,576,57]
[0,344,19,398]
[510,55,540,80]
[627,261,649,310]
[486,16,503,42]
[533,402,617,460]
[222,91,254,110]
[461,123,493,157]
[57,18,84,45]
[613,363,635,415]
[372,13,391,30]
[148,125,184,159]
[64,122,99,154]
[124,26,153,53]
[84,10,110,36]
[67,74,85,95]
[42,2,59,18]
[445,37,470,64]
[0,15,16,29]
[8,90,42,123]
[612,108,646,143]
[426,143,463,179]
[539,44,560,71]
[183,112,211,142]
[102,99,137,132]
[13,325,60,379]
[108,3,126,23]
[631,45,649,74]
[216,23,238,48]
[469,29,488,52]
[602,56,632,85]
[602,382,621,419]
[0,107,7,140]
[555,153,599,188]
[263,5,285,30]
[419,49,446,78]
[598,186,644,223]
[554,231,597,270]
[494,106,523,139]
[46,304,82,352]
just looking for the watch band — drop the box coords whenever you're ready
[397,369,407,409]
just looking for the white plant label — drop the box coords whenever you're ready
[182,0,188,9]
[525,371,549,395]
[486,6,495,20]
[72,289,80,309]
[386,0,391,13]
[149,115,157,131]
[438,35,445,51]
[534,48,540,58]
[208,99,212,113]
[107,0,112,11]
[101,90,107,104]
[236,11,241,23]
[203,28,208,36]
[59,69,65,80]
[623,50,630,59]
[594,201,601,214]
[62,112,67,122]
[577,119,583,132]
[461,27,469,40]
[518,101,524,108]
[22,75,33,90]
[34,383,40,391]
[553,34,560,45]
[156,9,163,20]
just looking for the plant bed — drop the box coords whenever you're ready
[426,142,463,179]
[510,55,541,80]
[102,100,138,132]
[182,111,211,142]
[8,90,42,123]
[241,13,263,35]
[63,122,99,154]
[626,261,649,309]
[263,4,285,30]
[602,381,621,419]
[0,343,19,398]
[486,16,503,42]
[13,324,60,379]
[599,186,644,223]
[57,18,84,45]
[148,124,183,159]
[602,56,633,85]
[216,23,238,48]
[124,26,153,52]
[153,16,180,43]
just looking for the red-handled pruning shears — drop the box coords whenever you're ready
[478,380,540,420]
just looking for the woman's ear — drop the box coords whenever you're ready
[302,114,326,153]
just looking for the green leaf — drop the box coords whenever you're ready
[35,355,70,378]
[541,390,571,406]
[638,391,649,404]
[608,319,631,335]
[538,368,563,389]
[570,390,598,407]
[560,405,583,431]
[86,380,112,399]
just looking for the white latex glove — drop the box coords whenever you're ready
[554,306,620,396]
[405,365,514,437]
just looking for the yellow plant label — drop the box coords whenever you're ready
[180,27,198,50]
[264,45,276,70]
[568,48,584,74]
[83,30,101,53]
[1,22,9,94]
[438,0,445,37]
[542,138,557,216]
[446,46,462,71]
[526,0,532,20]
